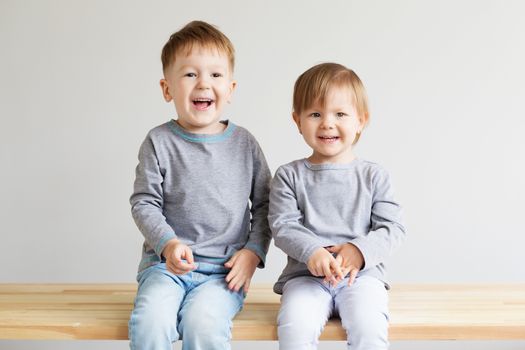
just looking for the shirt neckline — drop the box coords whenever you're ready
[168,119,236,143]
[303,157,361,171]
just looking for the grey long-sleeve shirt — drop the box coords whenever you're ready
[269,158,406,294]
[130,120,272,273]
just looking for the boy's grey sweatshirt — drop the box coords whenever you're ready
[130,120,272,273]
[269,158,406,294]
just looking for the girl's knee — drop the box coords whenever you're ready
[342,312,388,349]
[278,311,326,345]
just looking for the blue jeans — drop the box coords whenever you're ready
[128,259,245,350]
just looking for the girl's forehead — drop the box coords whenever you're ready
[310,86,357,107]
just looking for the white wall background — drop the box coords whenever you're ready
[1,0,524,349]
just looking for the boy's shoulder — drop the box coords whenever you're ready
[230,122,260,143]
[144,120,173,139]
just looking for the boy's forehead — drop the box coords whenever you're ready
[180,42,226,56]
[164,44,233,74]
[177,44,231,63]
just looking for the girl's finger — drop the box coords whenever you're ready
[347,268,359,286]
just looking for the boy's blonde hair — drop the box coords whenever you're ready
[161,21,235,74]
[293,63,370,140]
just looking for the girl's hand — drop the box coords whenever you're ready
[307,247,344,284]
[326,243,364,286]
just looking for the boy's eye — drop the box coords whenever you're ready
[185,73,197,78]
[211,73,223,78]
[336,112,348,117]
[310,112,321,118]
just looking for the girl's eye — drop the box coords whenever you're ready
[310,112,321,118]
[185,73,197,78]
[336,112,347,117]
[212,73,223,78]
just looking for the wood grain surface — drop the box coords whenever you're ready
[1,284,524,340]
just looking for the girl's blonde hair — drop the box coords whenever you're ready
[293,62,369,129]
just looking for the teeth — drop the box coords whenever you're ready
[193,98,212,102]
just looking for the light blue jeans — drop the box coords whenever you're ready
[128,259,245,350]
[278,275,389,350]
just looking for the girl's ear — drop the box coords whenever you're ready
[358,112,368,133]
[160,79,172,102]
[292,112,302,134]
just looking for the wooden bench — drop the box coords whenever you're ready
[1,284,524,341]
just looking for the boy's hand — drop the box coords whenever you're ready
[224,249,260,293]
[162,238,196,275]
[307,247,344,285]
[326,243,364,286]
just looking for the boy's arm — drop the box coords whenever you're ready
[349,167,406,271]
[130,135,177,257]
[242,140,272,267]
[268,166,325,264]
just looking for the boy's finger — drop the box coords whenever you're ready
[224,254,237,268]
[173,261,195,274]
[225,269,234,283]
[167,262,187,275]
[225,263,241,282]
[185,248,194,265]
[243,278,251,293]
[228,275,242,291]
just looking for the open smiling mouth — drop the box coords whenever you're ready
[318,136,340,142]
[192,98,214,110]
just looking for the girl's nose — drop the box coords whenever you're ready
[320,115,335,129]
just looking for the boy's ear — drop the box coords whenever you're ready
[230,80,237,93]
[227,80,237,103]
[160,79,173,102]
[292,112,302,134]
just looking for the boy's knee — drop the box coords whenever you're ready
[180,312,232,346]
[129,287,182,347]
[129,309,180,349]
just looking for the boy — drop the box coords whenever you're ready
[129,21,272,350]
[269,63,406,350]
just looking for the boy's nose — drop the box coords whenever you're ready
[196,76,211,89]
